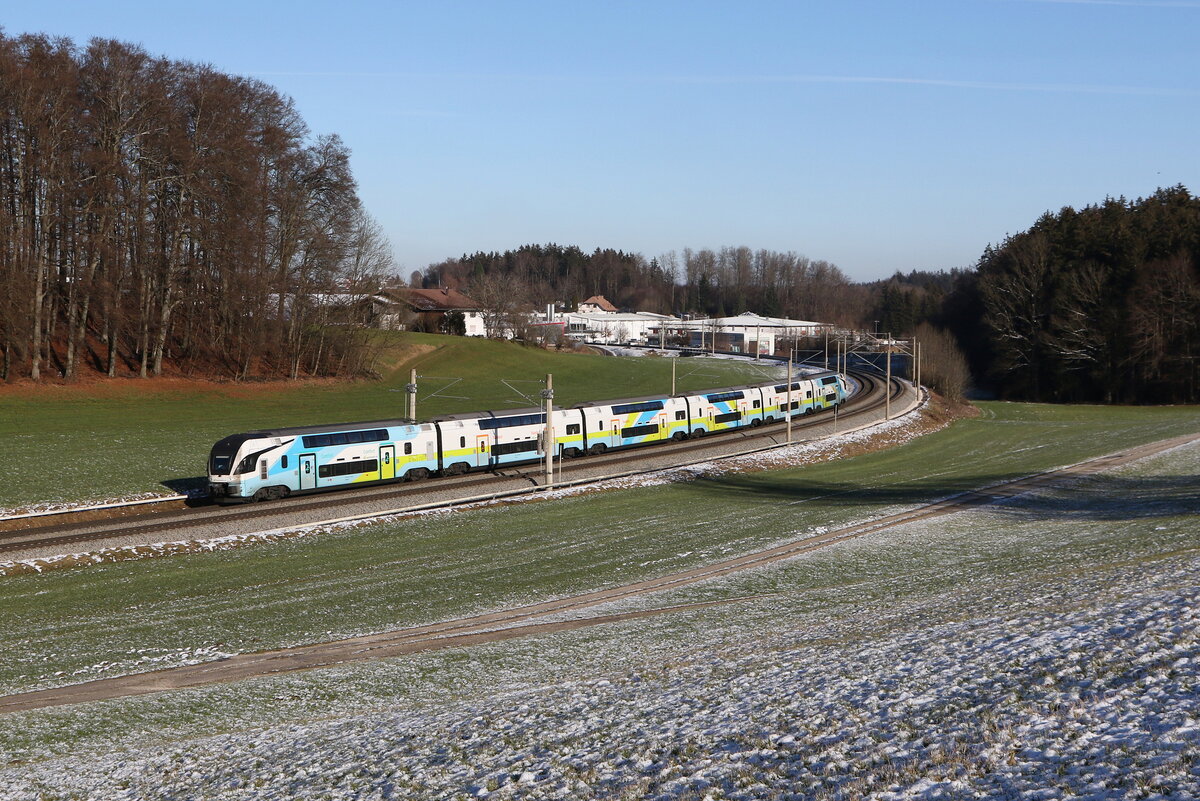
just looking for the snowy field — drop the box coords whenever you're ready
[1,439,1197,799]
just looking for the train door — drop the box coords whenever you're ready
[300,454,317,490]
[611,419,620,446]
[476,435,490,468]
[379,445,395,480]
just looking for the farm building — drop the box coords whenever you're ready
[377,287,488,336]
[576,295,619,314]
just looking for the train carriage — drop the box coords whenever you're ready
[208,419,439,501]
[680,385,768,435]
[434,407,576,471]
[572,395,689,454]
[810,371,848,411]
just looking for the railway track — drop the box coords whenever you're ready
[3,426,1193,714]
[0,371,911,559]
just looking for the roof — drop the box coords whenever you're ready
[564,312,675,322]
[579,294,618,312]
[677,312,828,329]
[382,287,481,311]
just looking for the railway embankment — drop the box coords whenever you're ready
[1,374,923,570]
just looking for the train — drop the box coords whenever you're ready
[207,371,850,502]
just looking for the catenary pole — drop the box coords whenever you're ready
[786,353,793,445]
[407,369,417,421]
[543,374,554,488]
[917,339,922,390]
[885,335,892,421]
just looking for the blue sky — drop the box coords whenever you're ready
[4,1,1197,281]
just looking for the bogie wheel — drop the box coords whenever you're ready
[671,431,686,441]
[588,443,607,455]
[750,418,762,427]
[405,468,429,482]
[445,462,469,476]
[252,488,270,502]
[693,428,706,438]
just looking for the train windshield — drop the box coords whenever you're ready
[209,434,253,475]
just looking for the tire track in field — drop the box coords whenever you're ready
[2,430,1197,714]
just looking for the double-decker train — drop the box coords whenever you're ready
[207,371,849,502]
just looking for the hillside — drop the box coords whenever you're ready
[0,332,779,509]
[0,402,1197,798]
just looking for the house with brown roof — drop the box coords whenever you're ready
[577,295,618,314]
[378,287,487,336]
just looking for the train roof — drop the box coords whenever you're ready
[431,406,555,423]
[229,418,430,439]
[573,392,672,410]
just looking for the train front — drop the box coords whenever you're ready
[207,433,264,502]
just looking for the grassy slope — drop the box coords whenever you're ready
[0,401,1196,713]
[2,406,1197,773]
[0,334,777,508]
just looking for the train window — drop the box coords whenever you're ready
[567,424,580,435]
[706,390,744,403]
[714,411,740,424]
[318,459,379,478]
[492,441,540,456]
[598,421,604,431]
[404,442,412,455]
[460,437,466,448]
[806,391,813,398]
[675,411,685,420]
[281,455,288,469]
[479,413,545,430]
[612,400,664,415]
[753,400,760,408]
[621,423,658,438]
[302,429,389,448]
[260,459,268,479]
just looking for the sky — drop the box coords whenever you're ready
[3,0,1198,282]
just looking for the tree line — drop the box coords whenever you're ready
[855,187,1200,403]
[5,30,1192,403]
[0,32,391,382]
[419,188,1199,405]
[416,244,865,326]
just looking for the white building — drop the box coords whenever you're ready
[668,312,832,356]
[560,311,676,344]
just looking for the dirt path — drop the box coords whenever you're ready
[3,430,1196,715]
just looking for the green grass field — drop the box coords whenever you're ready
[0,333,778,508]
[0,400,1196,746]
[2,403,1198,790]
